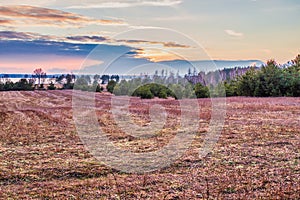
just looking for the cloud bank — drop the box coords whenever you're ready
[0,5,126,27]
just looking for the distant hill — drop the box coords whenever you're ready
[77,58,264,75]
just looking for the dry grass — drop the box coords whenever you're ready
[0,91,299,199]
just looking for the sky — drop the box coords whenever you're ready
[0,0,299,74]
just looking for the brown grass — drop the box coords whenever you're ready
[0,91,299,199]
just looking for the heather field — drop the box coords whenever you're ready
[0,90,299,199]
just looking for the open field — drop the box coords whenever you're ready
[0,91,299,199]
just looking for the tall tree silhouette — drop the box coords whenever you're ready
[33,68,46,86]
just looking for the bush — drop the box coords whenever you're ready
[132,83,176,99]
[133,86,154,99]
[224,80,238,97]
[47,82,56,90]
[107,80,117,93]
[194,83,209,98]
[63,83,74,90]
[95,84,103,92]
[5,79,34,91]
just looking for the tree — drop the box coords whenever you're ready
[233,57,300,97]
[107,80,117,93]
[66,74,73,84]
[258,60,283,97]
[84,75,91,84]
[188,68,192,76]
[236,67,258,96]
[94,74,100,83]
[284,55,300,96]
[47,82,56,90]
[111,75,120,83]
[74,76,89,91]
[132,83,176,99]
[64,74,74,89]
[92,80,102,92]
[13,79,34,91]
[4,81,14,91]
[95,84,102,92]
[133,86,154,99]
[183,83,194,98]
[117,79,130,95]
[168,84,184,99]
[224,80,238,97]
[292,54,300,69]
[194,83,209,98]
[56,74,65,84]
[101,75,110,84]
[33,68,46,86]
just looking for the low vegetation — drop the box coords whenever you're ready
[0,91,299,198]
[0,79,34,91]
[132,83,176,99]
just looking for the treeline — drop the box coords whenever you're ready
[0,79,59,91]
[107,77,210,99]
[73,75,102,92]
[53,74,119,91]
[0,79,35,91]
[0,73,119,92]
[224,56,300,97]
[107,55,300,98]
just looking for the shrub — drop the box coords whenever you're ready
[194,83,209,98]
[47,82,56,90]
[132,83,176,99]
[107,80,117,93]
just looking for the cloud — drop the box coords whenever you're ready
[132,48,181,62]
[116,39,191,48]
[66,35,109,43]
[47,68,73,74]
[0,31,110,44]
[0,0,54,7]
[225,29,244,37]
[0,5,126,27]
[0,0,182,9]
[67,0,182,9]
[65,36,192,49]
[163,42,190,48]
[0,31,49,40]
[0,19,13,26]
[0,30,192,52]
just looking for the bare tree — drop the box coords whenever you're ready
[33,68,46,86]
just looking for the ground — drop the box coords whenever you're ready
[0,91,299,199]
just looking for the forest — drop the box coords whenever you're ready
[108,55,300,98]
